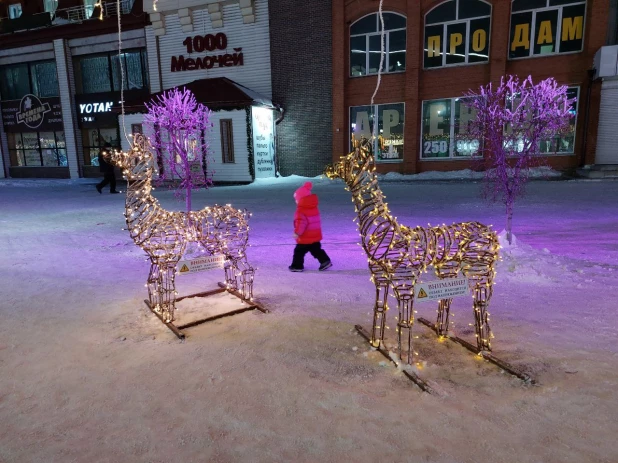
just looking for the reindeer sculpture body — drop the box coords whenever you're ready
[108,134,254,323]
[325,138,499,363]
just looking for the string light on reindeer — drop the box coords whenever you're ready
[325,138,499,366]
[103,3,265,335]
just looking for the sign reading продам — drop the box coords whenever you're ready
[414,277,469,301]
[177,255,225,275]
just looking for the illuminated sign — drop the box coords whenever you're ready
[79,101,114,114]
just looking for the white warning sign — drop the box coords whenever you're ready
[177,255,226,275]
[414,277,470,301]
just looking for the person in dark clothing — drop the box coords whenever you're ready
[96,143,120,194]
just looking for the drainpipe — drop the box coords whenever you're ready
[274,104,285,177]
[580,68,596,168]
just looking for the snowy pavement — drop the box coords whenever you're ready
[0,175,617,462]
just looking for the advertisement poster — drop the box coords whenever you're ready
[252,107,275,178]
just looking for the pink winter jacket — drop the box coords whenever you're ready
[293,194,323,244]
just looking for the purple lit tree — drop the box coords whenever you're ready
[144,88,213,213]
[462,75,575,245]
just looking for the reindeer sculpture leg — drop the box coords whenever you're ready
[434,262,461,337]
[160,259,180,323]
[471,279,493,352]
[369,264,389,348]
[147,260,162,314]
[391,269,416,365]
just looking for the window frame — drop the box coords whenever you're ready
[423,0,492,70]
[8,3,22,19]
[420,87,580,160]
[82,127,121,166]
[420,97,480,160]
[43,0,58,14]
[508,0,587,60]
[75,49,149,95]
[349,12,407,78]
[349,102,405,163]
[0,60,59,100]
[220,119,235,164]
[8,131,67,167]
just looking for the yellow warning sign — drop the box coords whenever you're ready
[417,288,428,298]
[179,264,190,273]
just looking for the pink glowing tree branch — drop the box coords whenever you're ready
[462,75,575,244]
[144,88,213,213]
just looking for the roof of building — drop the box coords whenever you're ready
[120,77,276,113]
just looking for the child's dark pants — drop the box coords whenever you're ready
[291,242,330,269]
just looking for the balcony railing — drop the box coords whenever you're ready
[0,0,135,34]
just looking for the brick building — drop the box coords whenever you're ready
[332,0,616,175]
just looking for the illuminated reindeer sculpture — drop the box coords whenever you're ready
[107,133,255,323]
[325,138,499,363]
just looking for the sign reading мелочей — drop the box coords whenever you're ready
[414,277,470,301]
[177,255,225,275]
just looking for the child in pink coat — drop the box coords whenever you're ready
[289,181,332,272]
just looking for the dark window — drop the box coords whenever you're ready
[75,49,149,94]
[350,12,406,77]
[0,61,58,100]
[424,0,492,69]
[30,61,59,98]
[220,119,235,163]
[82,128,120,166]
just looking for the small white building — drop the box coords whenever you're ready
[121,0,279,182]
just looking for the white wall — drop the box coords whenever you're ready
[118,110,252,182]
[209,109,252,182]
[157,0,272,97]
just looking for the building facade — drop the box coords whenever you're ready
[126,0,278,183]
[332,0,612,175]
[0,0,148,179]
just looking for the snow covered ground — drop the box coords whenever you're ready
[1,173,617,462]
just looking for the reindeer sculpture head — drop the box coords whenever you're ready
[324,136,375,187]
[104,134,156,182]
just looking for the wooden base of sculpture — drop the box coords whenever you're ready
[145,282,268,340]
[354,325,434,394]
[418,317,535,384]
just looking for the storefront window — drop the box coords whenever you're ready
[424,0,491,69]
[506,87,579,154]
[76,49,149,94]
[83,128,120,166]
[422,88,579,159]
[350,13,406,77]
[8,131,67,167]
[421,97,483,159]
[349,103,405,162]
[509,0,586,59]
